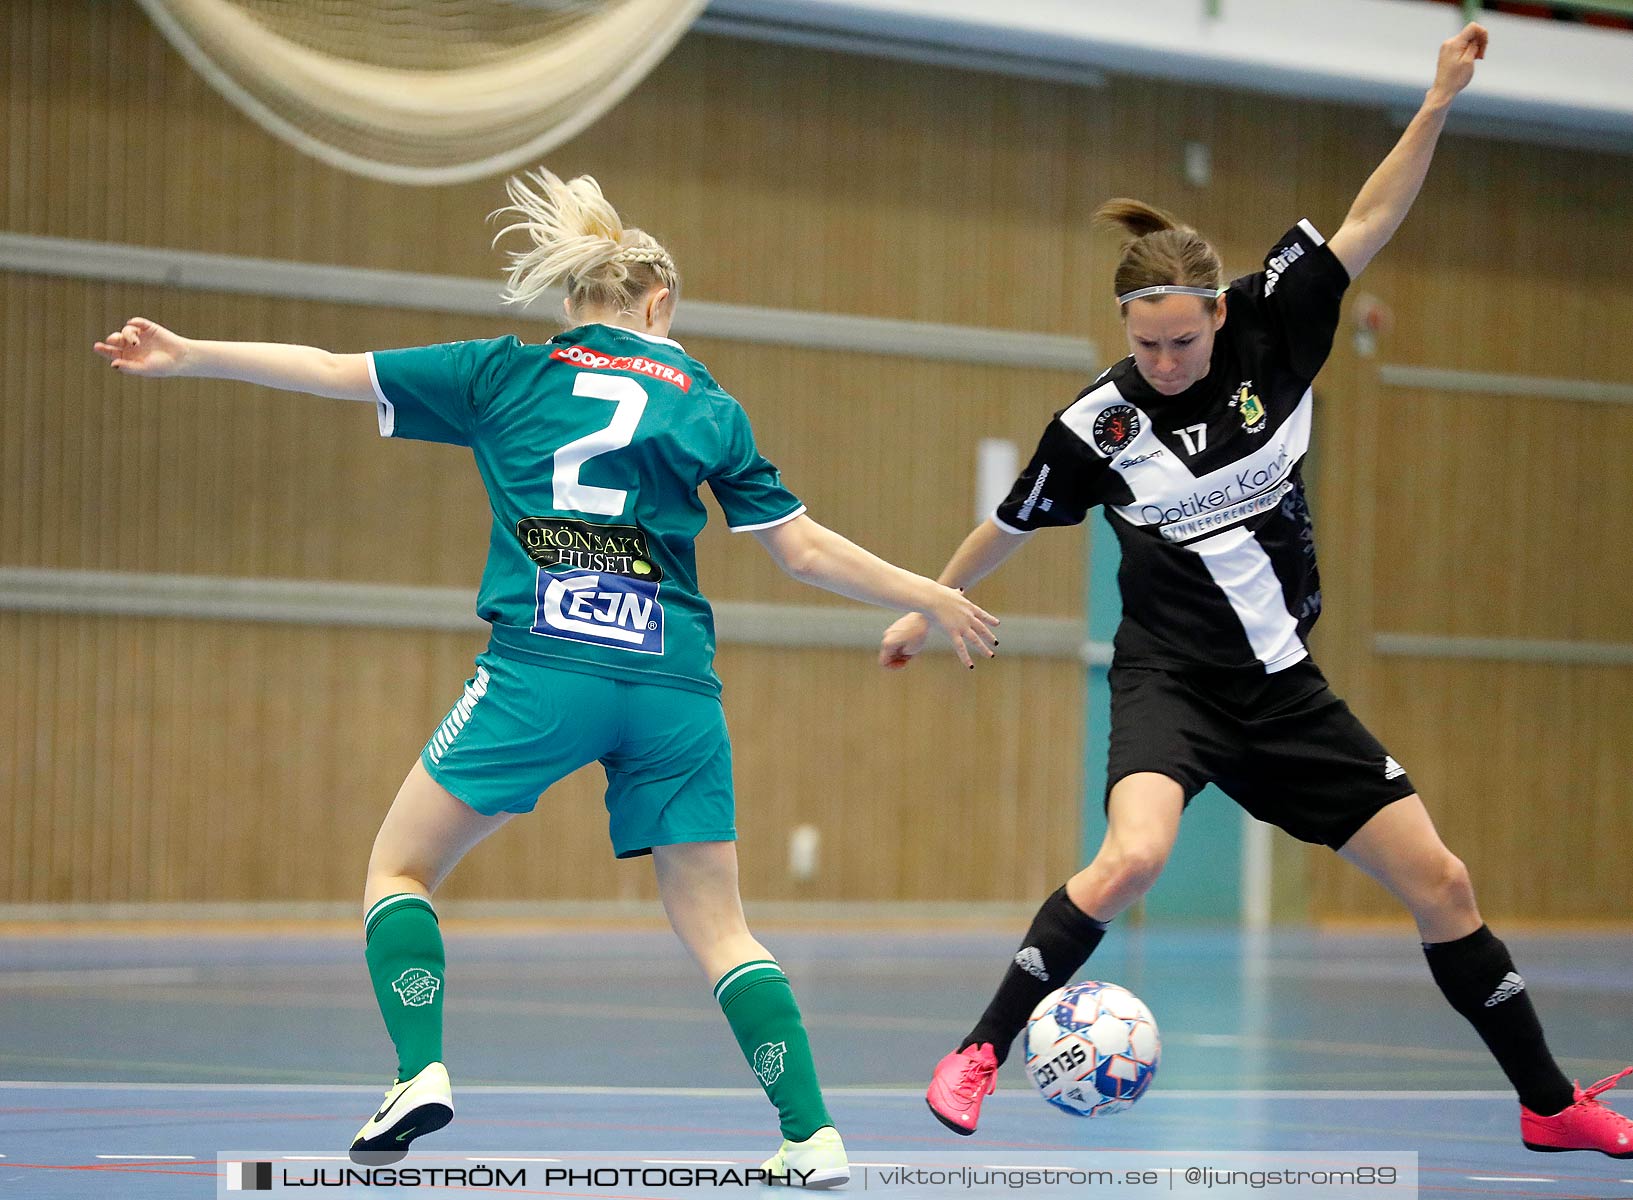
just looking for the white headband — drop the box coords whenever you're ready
[1117,284,1223,306]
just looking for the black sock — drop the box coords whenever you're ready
[1423,925,1574,1115]
[963,886,1109,1066]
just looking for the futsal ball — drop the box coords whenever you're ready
[1023,981,1160,1117]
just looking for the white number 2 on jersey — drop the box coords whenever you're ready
[553,372,649,516]
[1173,423,1208,456]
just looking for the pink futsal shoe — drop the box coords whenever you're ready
[926,1043,998,1135]
[1521,1067,1633,1158]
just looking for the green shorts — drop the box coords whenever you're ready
[419,650,735,858]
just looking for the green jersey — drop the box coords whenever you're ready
[368,324,804,696]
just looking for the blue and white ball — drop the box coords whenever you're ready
[1024,981,1160,1117]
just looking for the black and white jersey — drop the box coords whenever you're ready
[994,220,1350,674]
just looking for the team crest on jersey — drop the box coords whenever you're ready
[1231,382,1266,433]
[1092,404,1143,457]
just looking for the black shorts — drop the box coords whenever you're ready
[1105,658,1416,849]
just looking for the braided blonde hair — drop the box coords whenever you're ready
[491,169,679,316]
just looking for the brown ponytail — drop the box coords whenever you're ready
[1094,198,1223,307]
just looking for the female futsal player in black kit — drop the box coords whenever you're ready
[886,22,1632,1159]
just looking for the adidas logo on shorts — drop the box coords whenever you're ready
[1014,946,1049,982]
[1484,971,1526,1008]
[1383,755,1406,780]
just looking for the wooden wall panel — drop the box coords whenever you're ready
[0,613,1079,904]
[678,334,1087,617]
[1312,657,1633,922]
[4,3,1087,330]
[1304,379,1633,923]
[0,267,1088,904]
[11,3,1632,360]
[0,272,1085,614]
[1371,390,1633,642]
[5,1,1631,914]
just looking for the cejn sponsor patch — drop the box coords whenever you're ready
[532,569,665,655]
[550,344,691,392]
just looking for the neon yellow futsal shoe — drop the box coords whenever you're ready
[350,1061,453,1164]
[761,1125,849,1188]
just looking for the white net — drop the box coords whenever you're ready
[136,0,709,184]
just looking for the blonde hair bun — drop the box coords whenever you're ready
[492,169,678,314]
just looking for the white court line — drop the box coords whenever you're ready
[1156,1089,1519,1101]
[852,1162,910,1168]
[643,1159,738,1165]
[471,1158,562,1163]
[281,1156,349,1161]
[0,1080,770,1096]
[1467,1177,1556,1183]
[95,1154,197,1160]
[0,1080,1522,1100]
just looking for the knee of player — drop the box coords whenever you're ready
[1103,842,1171,894]
[1419,852,1477,916]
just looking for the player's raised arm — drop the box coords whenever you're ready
[94,317,375,402]
[879,518,1033,671]
[1327,22,1487,281]
[753,514,1000,669]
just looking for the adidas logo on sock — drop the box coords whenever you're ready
[1484,971,1526,1008]
[1383,755,1406,780]
[1014,947,1049,982]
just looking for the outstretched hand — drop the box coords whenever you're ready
[1431,22,1487,103]
[880,589,999,671]
[924,585,1000,670]
[93,317,190,376]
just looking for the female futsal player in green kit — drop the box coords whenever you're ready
[888,22,1633,1160]
[95,168,999,1187]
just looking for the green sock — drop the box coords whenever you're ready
[714,959,832,1141]
[364,893,445,1080]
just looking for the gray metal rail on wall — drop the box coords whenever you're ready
[0,566,1113,665]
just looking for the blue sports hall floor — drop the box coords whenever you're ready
[2,923,1630,1198]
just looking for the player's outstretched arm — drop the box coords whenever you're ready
[754,515,1000,669]
[1327,22,1487,280]
[93,317,375,402]
[879,518,1033,671]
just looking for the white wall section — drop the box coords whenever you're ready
[702,0,1633,147]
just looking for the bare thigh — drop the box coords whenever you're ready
[364,759,514,911]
